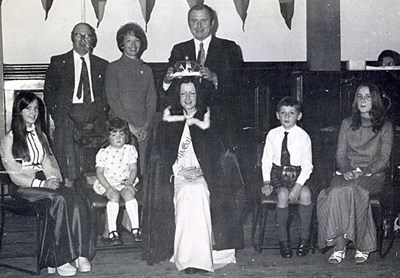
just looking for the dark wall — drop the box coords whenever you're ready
[4,63,400,206]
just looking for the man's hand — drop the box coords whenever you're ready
[199,66,218,84]
[261,181,273,196]
[289,183,302,202]
[164,67,174,84]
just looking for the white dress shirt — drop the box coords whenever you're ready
[194,35,211,60]
[261,125,313,186]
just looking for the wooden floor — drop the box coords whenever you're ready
[1,212,400,277]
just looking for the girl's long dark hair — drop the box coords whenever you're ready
[11,92,50,161]
[169,77,207,116]
[351,82,386,133]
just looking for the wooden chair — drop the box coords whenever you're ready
[370,153,397,258]
[0,160,48,276]
[77,140,142,253]
[251,167,318,254]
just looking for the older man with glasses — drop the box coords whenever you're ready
[44,22,109,189]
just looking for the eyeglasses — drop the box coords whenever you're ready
[73,33,93,41]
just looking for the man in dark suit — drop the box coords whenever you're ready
[163,4,243,150]
[44,22,109,187]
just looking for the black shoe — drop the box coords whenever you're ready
[184,268,198,275]
[296,238,310,257]
[279,240,293,258]
[108,231,123,246]
[131,228,142,243]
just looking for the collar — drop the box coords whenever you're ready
[26,124,36,134]
[280,125,297,134]
[163,107,210,130]
[360,116,372,127]
[73,51,90,63]
[120,53,142,64]
[194,36,212,54]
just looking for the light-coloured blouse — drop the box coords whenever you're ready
[0,128,62,188]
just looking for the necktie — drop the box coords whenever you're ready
[197,42,206,66]
[77,57,91,103]
[281,131,290,166]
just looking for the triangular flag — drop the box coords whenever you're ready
[187,0,204,8]
[279,0,295,30]
[91,0,108,28]
[41,0,54,20]
[138,0,156,32]
[233,0,250,31]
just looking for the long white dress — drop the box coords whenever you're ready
[169,122,235,272]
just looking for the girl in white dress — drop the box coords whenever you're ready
[167,79,236,274]
[93,117,140,245]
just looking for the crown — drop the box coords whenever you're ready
[171,58,202,78]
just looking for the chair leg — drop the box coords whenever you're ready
[377,209,396,258]
[0,205,43,276]
[310,204,317,254]
[93,209,100,251]
[251,202,259,249]
[0,206,5,254]
[35,210,42,275]
[258,205,267,253]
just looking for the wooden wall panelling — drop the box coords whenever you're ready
[0,7,5,138]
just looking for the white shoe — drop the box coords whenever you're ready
[328,247,346,264]
[48,263,77,276]
[355,250,369,263]
[75,256,91,272]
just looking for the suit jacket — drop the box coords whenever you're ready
[167,36,243,106]
[44,50,109,127]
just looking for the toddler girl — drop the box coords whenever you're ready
[93,117,141,245]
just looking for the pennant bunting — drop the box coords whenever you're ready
[279,0,295,30]
[138,0,156,32]
[233,0,250,31]
[91,0,108,28]
[187,0,204,8]
[41,0,54,20]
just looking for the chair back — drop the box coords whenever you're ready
[0,155,17,199]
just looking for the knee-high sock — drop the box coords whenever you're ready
[107,202,119,234]
[299,204,313,240]
[125,199,139,230]
[277,207,289,241]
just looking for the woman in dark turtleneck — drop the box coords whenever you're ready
[317,82,393,264]
[105,22,157,177]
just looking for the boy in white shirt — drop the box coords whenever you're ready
[261,96,313,258]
